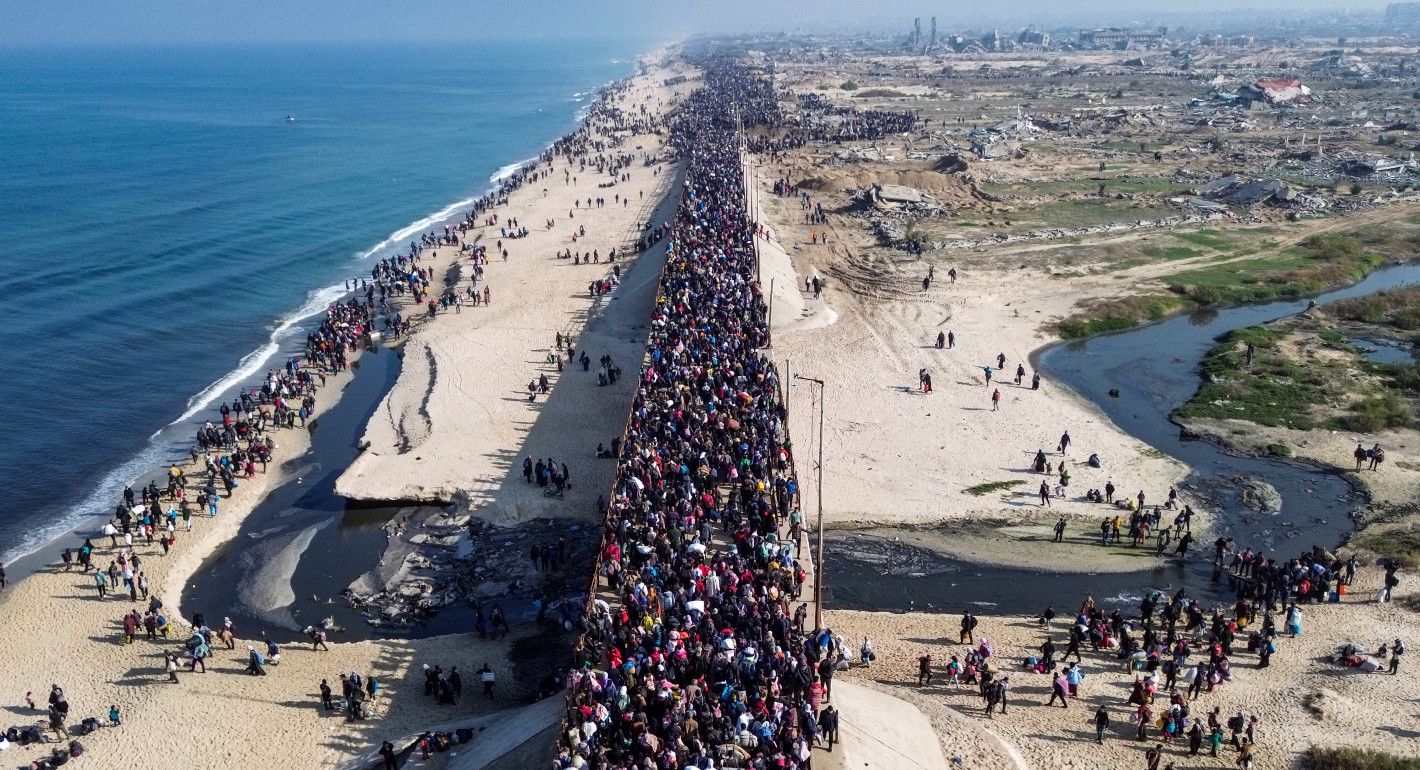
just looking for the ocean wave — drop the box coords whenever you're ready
[166,281,350,430]
[351,195,481,263]
[1,445,168,564]
[489,156,540,185]
[4,95,607,568]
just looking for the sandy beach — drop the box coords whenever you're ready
[0,53,694,770]
[752,155,1193,555]
[5,31,1420,770]
[334,75,691,525]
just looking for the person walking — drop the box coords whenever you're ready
[991,388,1002,411]
[1047,670,1069,708]
[1094,706,1110,744]
[479,664,495,699]
[1053,516,1066,542]
[820,705,839,751]
[1040,481,1052,507]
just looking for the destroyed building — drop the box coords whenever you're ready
[1233,78,1314,106]
[1078,27,1167,49]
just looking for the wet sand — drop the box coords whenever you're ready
[0,52,694,770]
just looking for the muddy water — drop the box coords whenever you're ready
[180,346,450,642]
[825,264,1420,616]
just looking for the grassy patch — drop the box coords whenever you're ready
[963,480,1026,496]
[1174,326,1323,429]
[1331,286,1420,331]
[1334,392,1413,432]
[1142,245,1204,261]
[1017,199,1176,229]
[1301,746,1420,770]
[1265,443,1293,457]
[1055,295,1188,340]
[1341,529,1420,569]
[1172,229,1238,251]
[1317,329,1349,345]
[1165,234,1384,306]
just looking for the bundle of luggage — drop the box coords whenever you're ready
[22,741,85,769]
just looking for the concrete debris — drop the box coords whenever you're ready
[1199,174,1295,205]
[1243,78,1313,105]
[933,153,970,173]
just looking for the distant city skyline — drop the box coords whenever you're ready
[0,0,1404,46]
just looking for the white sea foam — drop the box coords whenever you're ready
[168,281,350,428]
[4,89,615,569]
[489,156,540,185]
[352,195,481,262]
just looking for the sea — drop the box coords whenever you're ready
[0,40,644,566]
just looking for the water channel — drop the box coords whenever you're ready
[825,264,1420,615]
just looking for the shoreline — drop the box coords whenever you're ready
[0,61,644,573]
[0,48,696,770]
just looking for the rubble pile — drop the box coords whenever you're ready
[343,508,595,628]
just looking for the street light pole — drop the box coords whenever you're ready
[795,373,826,630]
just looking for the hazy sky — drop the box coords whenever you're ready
[0,0,1393,46]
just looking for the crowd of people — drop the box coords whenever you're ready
[553,61,837,770]
[744,93,919,156]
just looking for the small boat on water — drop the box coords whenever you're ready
[285,115,296,122]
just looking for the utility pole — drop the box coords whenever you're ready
[767,277,775,342]
[794,373,826,630]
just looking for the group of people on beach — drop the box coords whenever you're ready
[901,534,1405,769]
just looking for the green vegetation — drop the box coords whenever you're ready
[1338,392,1412,432]
[840,80,859,91]
[1055,295,1189,340]
[963,480,1026,496]
[1331,286,1420,331]
[996,177,1186,197]
[1301,746,1420,770]
[1265,443,1293,457]
[1141,245,1204,261]
[854,88,907,98]
[1174,326,1323,429]
[1015,199,1177,230]
[1166,234,1383,306]
[1172,229,1239,251]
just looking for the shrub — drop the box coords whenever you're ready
[1338,392,1411,432]
[1302,745,1420,769]
[840,81,859,91]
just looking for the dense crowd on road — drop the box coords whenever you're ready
[554,61,833,770]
